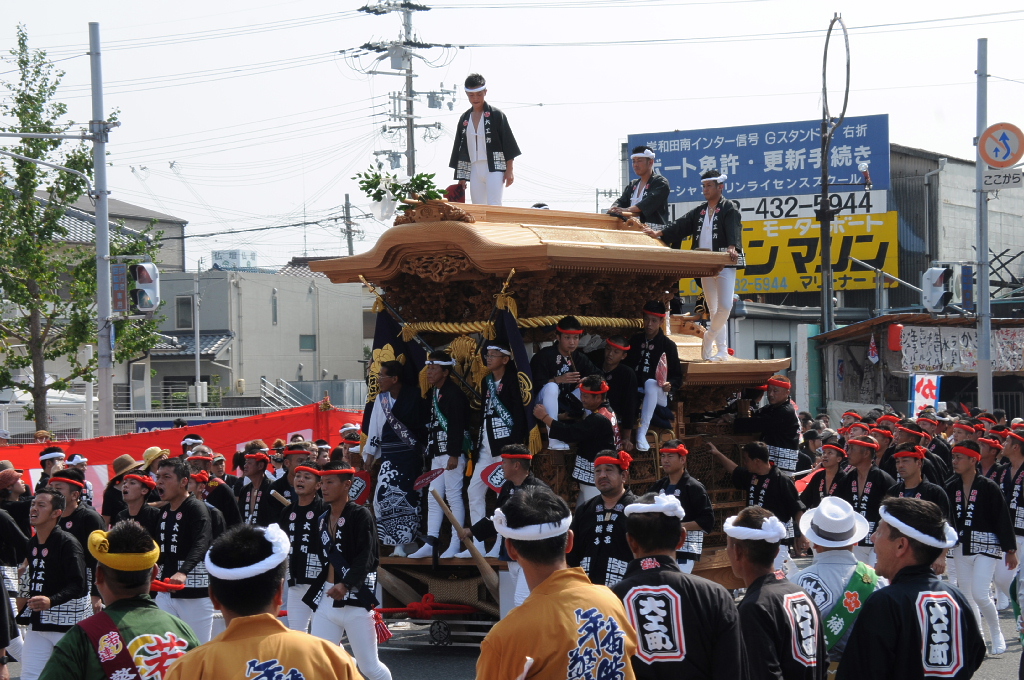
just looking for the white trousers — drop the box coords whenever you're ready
[310,585,392,680]
[953,546,1004,646]
[467,451,500,527]
[287,583,315,633]
[700,269,736,360]
[576,482,600,509]
[22,629,64,680]
[637,378,668,451]
[507,561,531,608]
[540,382,581,450]
[992,535,1024,606]
[425,454,466,539]
[155,592,215,643]
[469,162,505,206]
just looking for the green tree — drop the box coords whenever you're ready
[0,26,162,430]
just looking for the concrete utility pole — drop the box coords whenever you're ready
[90,22,116,436]
[344,194,354,256]
[975,38,993,410]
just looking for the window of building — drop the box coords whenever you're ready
[175,296,193,330]
[299,334,317,351]
[755,341,791,361]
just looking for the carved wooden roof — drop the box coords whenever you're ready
[309,207,731,284]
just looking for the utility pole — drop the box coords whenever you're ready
[194,271,201,403]
[356,1,455,177]
[344,194,354,256]
[975,38,993,410]
[90,22,115,436]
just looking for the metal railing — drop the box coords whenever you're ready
[286,379,367,410]
[260,378,312,410]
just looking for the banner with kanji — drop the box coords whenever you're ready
[909,374,942,415]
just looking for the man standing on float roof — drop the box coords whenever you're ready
[448,73,520,206]
[609,146,671,226]
[644,169,743,362]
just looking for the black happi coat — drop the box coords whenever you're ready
[270,474,297,509]
[798,468,848,510]
[205,479,242,527]
[659,198,743,253]
[732,465,804,529]
[157,496,212,599]
[278,496,329,586]
[479,369,528,455]
[0,508,27,568]
[587,357,638,432]
[471,474,550,560]
[114,505,163,540]
[886,480,951,519]
[59,504,107,597]
[613,173,672,225]
[549,410,616,484]
[307,501,379,611]
[879,448,948,486]
[20,526,89,632]
[648,474,715,562]
[531,346,600,403]
[928,436,953,470]
[426,378,470,459]
[1000,459,1024,536]
[449,102,521,179]
[945,474,1016,557]
[567,491,638,587]
[733,400,801,450]
[238,473,283,527]
[626,330,683,392]
[612,555,747,680]
[837,564,985,680]
[738,573,827,680]
[835,466,896,547]
[101,482,127,520]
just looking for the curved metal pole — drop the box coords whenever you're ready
[0,148,95,197]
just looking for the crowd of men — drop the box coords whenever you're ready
[0,336,1020,679]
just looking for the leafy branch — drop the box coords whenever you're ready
[353,163,443,213]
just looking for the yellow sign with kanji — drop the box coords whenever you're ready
[679,210,899,295]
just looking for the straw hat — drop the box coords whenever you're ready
[800,497,870,548]
[111,454,145,480]
[142,446,171,471]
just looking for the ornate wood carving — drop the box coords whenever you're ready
[399,254,471,283]
[393,200,476,226]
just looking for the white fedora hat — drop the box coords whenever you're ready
[800,496,870,548]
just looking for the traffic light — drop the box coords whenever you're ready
[921,266,953,313]
[128,262,161,313]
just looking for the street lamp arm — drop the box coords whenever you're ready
[0,148,95,196]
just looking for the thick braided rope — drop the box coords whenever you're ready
[400,315,644,340]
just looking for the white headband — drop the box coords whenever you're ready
[425,359,456,366]
[723,515,788,543]
[465,85,486,93]
[486,345,513,356]
[630,149,656,160]
[492,507,572,541]
[39,452,65,462]
[878,506,958,549]
[67,455,88,465]
[317,445,331,450]
[181,438,203,445]
[701,174,727,185]
[205,524,290,581]
[624,492,685,519]
[340,424,360,435]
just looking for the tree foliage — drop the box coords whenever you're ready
[0,26,162,429]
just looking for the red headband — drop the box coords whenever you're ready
[643,310,667,318]
[1007,430,1024,445]
[293,466,322,477]
[870,428,893,439]
[579,381,610,395]
[245,453,271,463]
[555,326,583,335]
[501,452,533,460]
[952,423,975,433]
[52,476,85,489]
[283,449,311,456]
[606,340,631,352]
[848,438,879,451]
[594,451,632,470]
[187,455,213,462]
[842,412,862,420]
[953,445,981,460]
[896,425,924,438]
[191,471,210,484]
[659,444,689,456]
[767,377,791,389]
[989,430,1008,441]
[973,424,986,433]
[978,416,996,425]
[124,474,157,490]
[848,423,871,433]
[877,415,900,425]
[1013,423,1024,431]
[821,444,846,456]
[894,446,927,459]
[917,417,937,426]
[978,437,1003,450]
[319,469,355,477]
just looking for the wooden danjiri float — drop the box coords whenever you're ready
[310,200,790,646]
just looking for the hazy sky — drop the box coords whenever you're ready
[4,1,1023,270]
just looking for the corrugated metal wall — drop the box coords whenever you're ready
[888,149,940,308]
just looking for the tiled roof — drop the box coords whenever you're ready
[150,332,234,358]
[277,256,332,278]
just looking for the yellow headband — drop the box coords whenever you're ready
[88,530,160,571]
